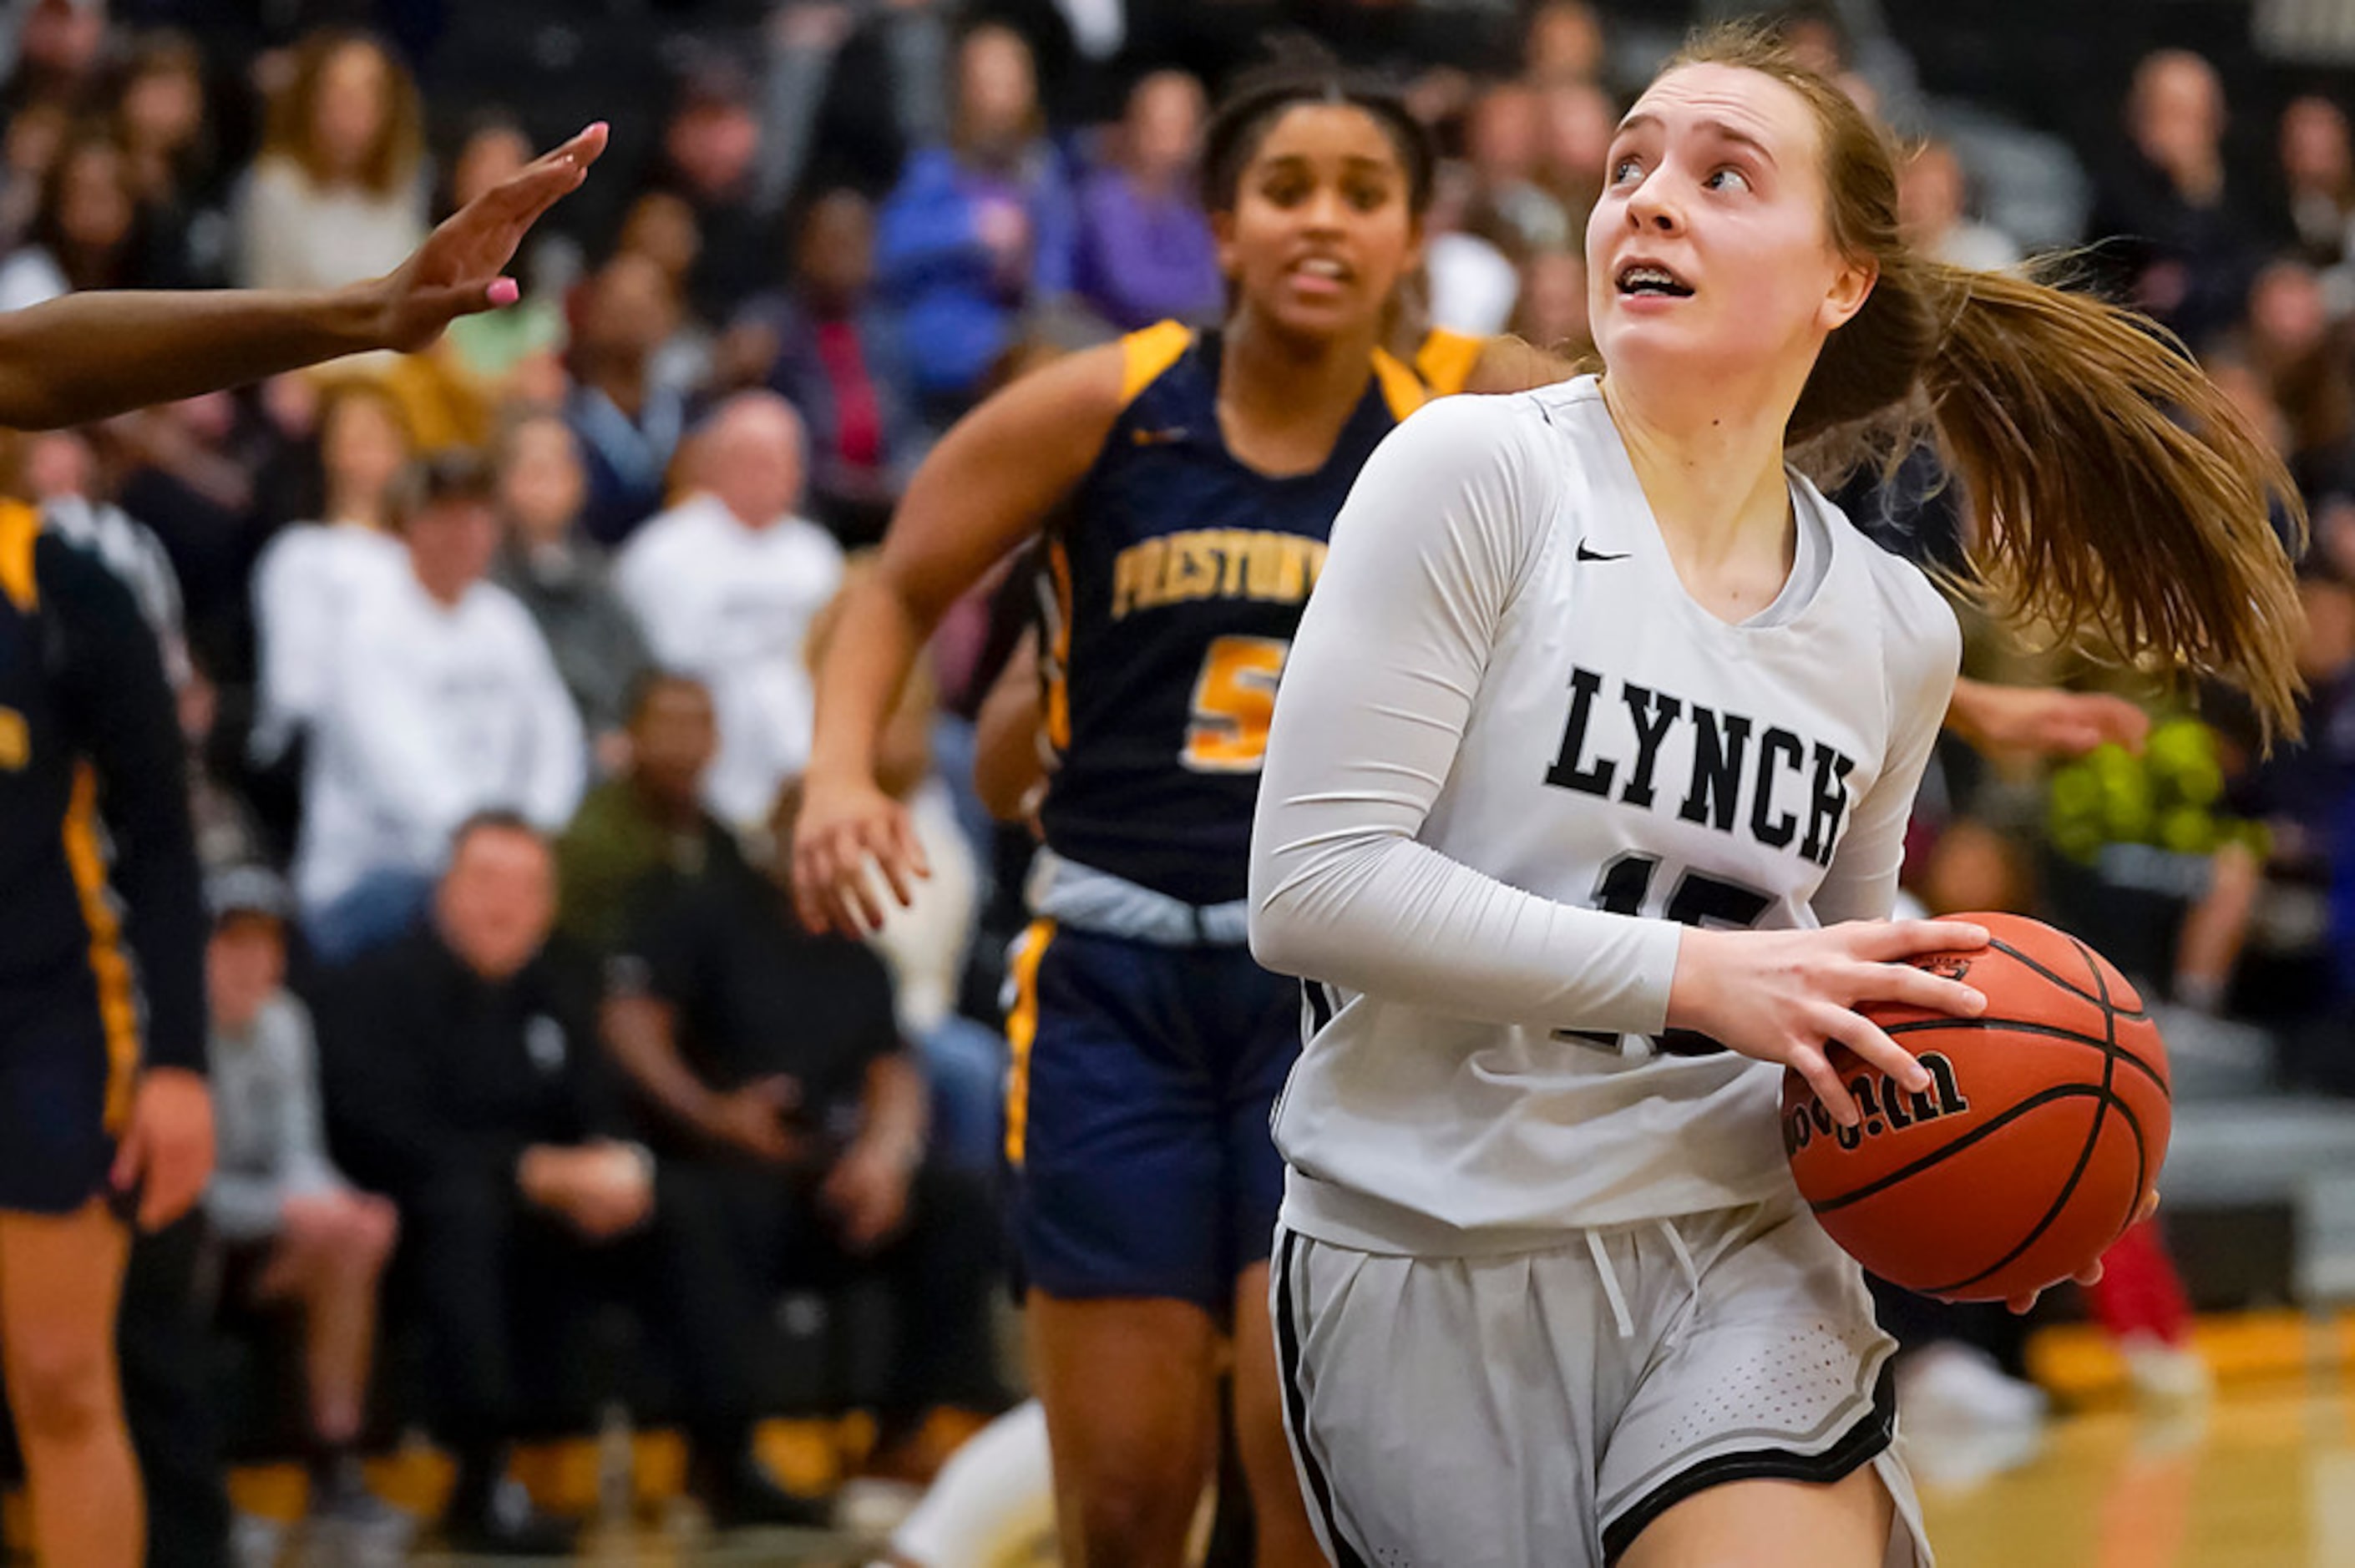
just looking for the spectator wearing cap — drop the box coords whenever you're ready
[202,866,400,1528]
[317,814,823,1551]
[294,453,585,963]
[614,392,844,831]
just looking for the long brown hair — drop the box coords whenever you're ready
[1667,24,2306,737]
[259,29,423,196]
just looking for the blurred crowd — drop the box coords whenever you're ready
[8,0,2355,1554]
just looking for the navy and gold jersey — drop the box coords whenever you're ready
[0,500,204,1129]
[1036,322,1481,906]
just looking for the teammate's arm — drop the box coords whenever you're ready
[973,629,1046,823]
[795,342,1127,933]
[0,124,605,430]
[1944,677,2151,757]
[44,538,213,1228]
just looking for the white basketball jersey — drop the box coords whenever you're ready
[1257,378,1960,1253]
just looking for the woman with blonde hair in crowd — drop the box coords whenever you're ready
[237,29,428,295]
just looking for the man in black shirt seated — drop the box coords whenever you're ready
[604,782,1007,1480]
[317,812,821,1554]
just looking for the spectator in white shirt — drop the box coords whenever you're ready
[614,392,845,831]
[249,381,413,766]
[296,453,585,960]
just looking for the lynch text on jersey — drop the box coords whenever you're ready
[1110,529,1329,620]
[1542,665,1857,867]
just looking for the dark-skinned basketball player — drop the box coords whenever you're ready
[0,123,605,1568]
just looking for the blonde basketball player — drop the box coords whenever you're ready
[1248,27,2301,1568]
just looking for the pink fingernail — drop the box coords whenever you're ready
[488,278,521,306]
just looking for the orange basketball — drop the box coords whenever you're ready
[1780,911,2171,1303]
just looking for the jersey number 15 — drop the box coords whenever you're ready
[1562,852,1772,1056]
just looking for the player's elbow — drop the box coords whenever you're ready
[1246,905,1304,979]
[1248,832,1375,982]
[1247,882,1333,982]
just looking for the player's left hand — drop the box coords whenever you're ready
[360,122,609,354]
[112,1067,215,1231]
[823,1136,916,1253]
[2005,1190,2163,1313]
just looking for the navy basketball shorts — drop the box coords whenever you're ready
[1004,919,1300,1312]
[0,974,132,1216]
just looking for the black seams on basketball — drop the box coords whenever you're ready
[1780,911,2171,1302]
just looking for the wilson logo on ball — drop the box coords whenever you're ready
[1781,1052,1971,1156]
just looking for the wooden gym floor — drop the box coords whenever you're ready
[201,1314,2355,1565]
[1919,1376,2355,1568]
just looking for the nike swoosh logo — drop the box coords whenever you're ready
[1132,426,1189,446]
[1576,541,1629,562]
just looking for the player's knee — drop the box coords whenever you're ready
[1072,1466,1199,1558]
[334,1198,398,1272]
[8,1332,115,1444]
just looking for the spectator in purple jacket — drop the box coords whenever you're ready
[1072,70,1222,332]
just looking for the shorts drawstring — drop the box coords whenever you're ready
[1586,1229,1637,1338]
[1657,1217,1702,1344]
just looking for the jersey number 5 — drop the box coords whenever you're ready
[1183,635,1289,772]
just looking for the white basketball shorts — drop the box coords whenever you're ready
[1270,1193,1933,1567]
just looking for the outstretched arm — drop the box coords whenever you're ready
[0,124,607,430]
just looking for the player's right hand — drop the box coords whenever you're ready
[112,1067,215,1231]
[361,121,608,353]
[1667,920,1991,1129]
[792,771,930,935]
